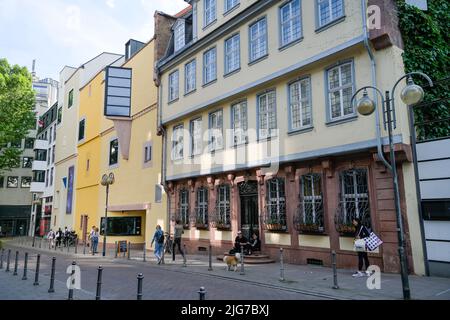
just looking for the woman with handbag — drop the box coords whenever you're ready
[352,218,371,278]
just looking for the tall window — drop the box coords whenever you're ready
[258,90,277,139]
[266,178,287,229]
[225,34,240,74]
[57,107,62,124]
[299,174,324,232]
[78,119,86,141]
[216,185,231,229]
[196,187,209,226]
[225,0,239,12]
[49,127,53,144]
[204,0,216,27]
[169,70,179,102]
[338,169,371,228]
[289,77,312,131]
[174,20,185,52]
[172,125,184,160]
[52,146,55,164]
[249,18,268,62]
[109,139,119,166]
[209,110,223,151]
[24,138,35,149]
[317,0,344,28]
[46,170,49,187]
[190,118,202,156]
[68,89,74,108]
[203,47,217,85]
[232,101,248,145]
[50,168,54,187]
[327,62,354,121]
[185,60,196,94]
[280,0,302,47]
[179,189,190,227]
[144,143,152,163]
[47,148,51,165]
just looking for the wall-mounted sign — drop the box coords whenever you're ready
[104,66,132,118]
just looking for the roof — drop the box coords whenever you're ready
[175,5,192,18]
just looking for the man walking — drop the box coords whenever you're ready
[151,225,164,264]
[172,220,185,262]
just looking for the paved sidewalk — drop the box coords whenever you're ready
[2,239,450,300]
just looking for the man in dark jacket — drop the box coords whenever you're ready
[233,231,250,255]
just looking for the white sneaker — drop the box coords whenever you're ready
[352,271,364,278]
[365,270,372,277]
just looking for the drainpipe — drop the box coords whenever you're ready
[361,0,391,170]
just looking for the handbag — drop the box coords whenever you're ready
[354,239,367,252]
[365,232,383,251]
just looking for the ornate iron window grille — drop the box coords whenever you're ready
[194,187,209,229]
[335,169,372,236]
[295,174,325,234]
[211,185,231,230]
[264,178,287,232]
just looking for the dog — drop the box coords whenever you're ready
[223,252,241,272]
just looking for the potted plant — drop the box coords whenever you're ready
[215,219,231,231]
[195,217,208,230]
[297,223,324,234]
[266,218,287,232]
[336,223,356,236]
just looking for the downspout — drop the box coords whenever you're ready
[361,0,391,170]
[158,81,169,232]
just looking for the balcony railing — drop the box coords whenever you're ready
[34,139,48,150]
[175,208,191,229]
[263,203,287,232]
[334,198,371,236]
[193,207,209,230]
[294,199,325,234]
[209,207,231,231]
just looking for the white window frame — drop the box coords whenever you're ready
[224,34,240,75]
[172,125,184,161]
[174,20,186,52]
[203,47,217,85]
[232,100,248,146]
[326,61,355,121]
[249,17,268,63]
[209,110,223,152]
[168,70,179,102]
[300,174,323,224]
[258,90,277,140]
[190,118,203,156]
[225,0,239,14]
[185,60,196,94]
[179,189,190,226]
[317,0,344,28]
[280,0,302,47]
[204,0,216,27]
[289,77,312,131]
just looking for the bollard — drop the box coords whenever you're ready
[198,287,207,300]
[96,266,103,300]
[34,254,41,286]
[67,241,70,253]
[13,251,19,276]
[0,248,4,270]
[208,245,213,271]
[128,242,131,260]
[332,251,339,290]
[240,244,245,275]
[39,238,42,249]
[83,240,86,255]
[183,244,187,267]
[137,273,144,300]
[279,248,285,282]
[114,242,118,259]
[68,261,76,300]
[22,252,29,280]
[48,257,56,293]
[75,239,78,254]
[143,242,146,262]
[5,249,11,272]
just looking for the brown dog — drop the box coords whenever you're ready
[224,253,241,272]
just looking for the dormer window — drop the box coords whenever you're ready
[174,20,186,52]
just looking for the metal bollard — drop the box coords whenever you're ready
[5,249,11,272]
[279,248,285,282]
[198,287,207,300]
[68,261,76,300]
[83,240,86,255]
[114,242,118,259]
[128,242,131,260]
[39,238,42,249]
[75,239,78,254]
[67,241,70,253]
[208,245,213,271]
[22,252,29,280]
[96,266,103,300]
[332,251,339,289]
[48,257,56,293]
[34,254,41,286]
[13,251,19,276]
[183,244,187,267]
[137,273,144,300]
[240,244,245,275]
[143,242,146,262]
[0,248,4,269]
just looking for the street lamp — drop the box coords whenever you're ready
[101,173,115,257]
[352,72,433,300]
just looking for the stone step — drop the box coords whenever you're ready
[218,254,276,264]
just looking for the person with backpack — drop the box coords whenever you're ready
[352,218,371,278]
[151,225,164,265]
[55,228,63,248]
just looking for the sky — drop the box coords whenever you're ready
[0,0,188,80]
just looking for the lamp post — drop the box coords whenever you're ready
[101,173,115,257]
[352,72,433,300]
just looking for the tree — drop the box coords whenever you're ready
[0,58,36,174]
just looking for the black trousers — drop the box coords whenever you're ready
[172,238,185,260]
[358,252,370,271]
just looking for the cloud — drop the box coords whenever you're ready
[106,0,115,9]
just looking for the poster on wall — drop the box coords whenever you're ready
[66,166,74,214]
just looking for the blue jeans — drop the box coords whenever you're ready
[92,238,99,254]
[155,242,163,260]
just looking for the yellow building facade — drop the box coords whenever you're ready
[75,39,166,249]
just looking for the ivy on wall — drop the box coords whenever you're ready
[396,0,450,140]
